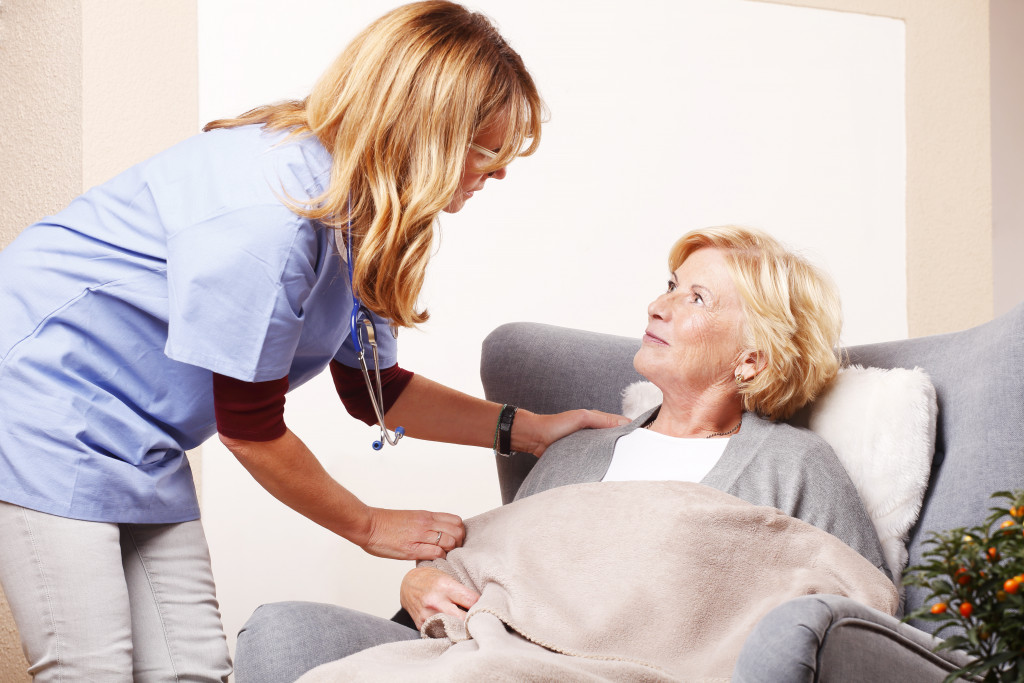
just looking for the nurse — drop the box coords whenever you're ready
[0,2,626,680]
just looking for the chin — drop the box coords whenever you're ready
[633,350,676,394]
[632,348,656,382]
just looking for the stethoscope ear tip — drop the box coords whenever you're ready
[395,426,405,437]
[372,440,384,451]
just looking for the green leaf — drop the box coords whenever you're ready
[984,651,1020,668]
[940,635,970,650]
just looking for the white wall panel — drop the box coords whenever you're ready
[198,0,905,656]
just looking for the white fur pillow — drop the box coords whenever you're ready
[620,366,937,591]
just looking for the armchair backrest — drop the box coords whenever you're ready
[480,303,1024,628]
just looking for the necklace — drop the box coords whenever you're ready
[705,422,741,438]
[644,420,741,438]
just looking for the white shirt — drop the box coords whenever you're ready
[602,427,730,483]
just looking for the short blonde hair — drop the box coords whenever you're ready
[669,226,842,420]
[204,1,543,327]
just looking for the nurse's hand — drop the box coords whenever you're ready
[224,428,464,560]
[513,409,631,457]
[356,507,466,561]
[400,566,480,629]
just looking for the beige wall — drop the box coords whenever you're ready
[0,1,197,678]
[81,2,200,190]
[991,0,1024,317]
[0,1,198,251]
[0,2,83,252]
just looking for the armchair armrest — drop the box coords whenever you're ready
[732,594,974,682]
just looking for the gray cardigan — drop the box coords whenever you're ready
[516,408,891,581]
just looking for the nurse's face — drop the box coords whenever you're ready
[444,118,509,213]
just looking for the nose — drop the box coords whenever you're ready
[647,292,670,320]
[487,166,507,180]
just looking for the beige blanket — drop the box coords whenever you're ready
[300,482,897,682]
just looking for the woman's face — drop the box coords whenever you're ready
[443,119,509,213]
[634,247,748,395]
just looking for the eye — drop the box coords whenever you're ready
[666,280,677,293]
[692,291,704,305]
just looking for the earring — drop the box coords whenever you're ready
[735,374,743,384]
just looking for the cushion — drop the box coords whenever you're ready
[620,365,937,591]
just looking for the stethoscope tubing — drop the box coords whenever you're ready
[346,201,404,450]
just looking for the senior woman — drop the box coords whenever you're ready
[233,226,889,682]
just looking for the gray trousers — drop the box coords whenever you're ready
[234,602,418,683]
[0,501,231,682]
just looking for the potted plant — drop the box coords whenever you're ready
[903,490,1024,682]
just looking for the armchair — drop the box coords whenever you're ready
[480,303,1024,680]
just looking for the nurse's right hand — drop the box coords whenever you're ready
[358,507,466,561]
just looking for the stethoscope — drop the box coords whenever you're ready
[345,206,405,451]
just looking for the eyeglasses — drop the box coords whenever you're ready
[469,143,504,176]
[469,142,499,160]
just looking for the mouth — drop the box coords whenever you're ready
[643,330,668,346]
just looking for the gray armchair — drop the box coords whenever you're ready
[480,302,1023,681]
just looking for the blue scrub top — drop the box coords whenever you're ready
[0,125,398,523]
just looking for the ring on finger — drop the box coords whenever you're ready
[435,531,443,545]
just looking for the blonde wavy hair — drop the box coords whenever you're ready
[204,1,543,327]
[668,226,843,420]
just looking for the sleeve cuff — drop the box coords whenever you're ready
[213,373,289,441]
[330,360,414,426]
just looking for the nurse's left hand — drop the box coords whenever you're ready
[357,507,466,561]
[513,409,631,457]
